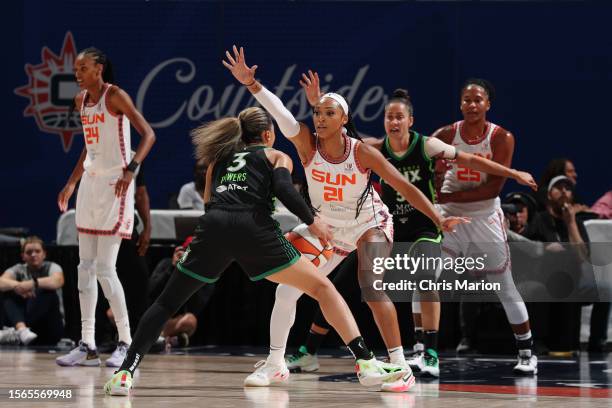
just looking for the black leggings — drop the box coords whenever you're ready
[120,270,207,373]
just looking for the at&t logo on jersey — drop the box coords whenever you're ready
[14,32,81,152]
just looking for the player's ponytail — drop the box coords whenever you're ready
[238,107,273,145]
[191,117,243,166]
[344,113,374,220]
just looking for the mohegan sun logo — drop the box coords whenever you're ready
[15,32,81,152]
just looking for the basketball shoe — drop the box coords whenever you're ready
[56,341,101,366]
[104,370,133,396]
[244,358,290,386]
[286,345,319,372]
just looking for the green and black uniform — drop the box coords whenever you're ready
[380,131,441,245]
[177,145,300,283]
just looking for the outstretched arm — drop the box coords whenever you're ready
[357,143,468,232]
[425,136,537,190]
[222,45,314,161]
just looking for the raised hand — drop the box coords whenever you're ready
[299,70,321,106]
[222,45,258,85]
[513,170,537,191]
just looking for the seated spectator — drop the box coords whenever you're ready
[526,176,588,253]
[177,161,207,210]
[525,176,608,352]
[502,192,537,236]
[591,190,612,219]
[0,236,64,345]
[149,236,214,349]
[535,158,591,213]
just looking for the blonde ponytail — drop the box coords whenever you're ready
[191,117,243,165]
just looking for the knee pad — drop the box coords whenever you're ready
[96,262,120,297]
[77,260,96,293]
[275,283,303,306]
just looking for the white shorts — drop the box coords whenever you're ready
[294,209,394,277]
[441,208,510,274]
[76,171,134,239]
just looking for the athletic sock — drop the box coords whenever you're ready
[269,346,286,365]
[424,330,439,352]
[347,336,374,361]
[304,329,326,355]
[388,346,405,365]
[414,328,424,349]
[514,330,533,352]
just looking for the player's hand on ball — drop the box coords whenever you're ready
[440,216,471,232]
[307,216,334,248]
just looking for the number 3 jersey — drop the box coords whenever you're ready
[304,133,390,229]
[439,120,501,217]
[209,145,275,212]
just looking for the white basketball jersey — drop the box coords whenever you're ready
[80,84,131,175]
[439,121,501,216]
[304,134,390,228]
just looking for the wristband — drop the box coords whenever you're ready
[126,159,140,173]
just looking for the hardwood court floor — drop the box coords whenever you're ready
[1,349,611,407]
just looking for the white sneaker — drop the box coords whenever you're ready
[407,352,424,372]
[244,359,289,387]
[0,327,20,345]
[513,350,538,375]
[420,349,440,378]
[380,359,415,392]
[285,345,319,372]
[106,341,130,367]
[17,327,38,345]
[56,341,101,366]
[356,358,410,387]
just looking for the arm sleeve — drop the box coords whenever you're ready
[272,167,314,225]
[424,136,457,160]
[252,86,301,138]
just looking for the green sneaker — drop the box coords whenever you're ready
[104,370,133,396]
[356,357,409,386]
[285,345,319,372]
[421,349,440,378]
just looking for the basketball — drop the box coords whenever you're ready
[285,224,333,267]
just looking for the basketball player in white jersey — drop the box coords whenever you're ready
[56,48,156,367]
[288,78,537,378]
[433,78,537,374]
[223,46,468,391]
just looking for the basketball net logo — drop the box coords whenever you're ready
[14,32,81,152]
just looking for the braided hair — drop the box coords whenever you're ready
[79,47,115,84]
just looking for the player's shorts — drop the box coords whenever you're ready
[293,208,394,277]
[76,171,134,239]
[441,208,510,275]
[176,207,301,283]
